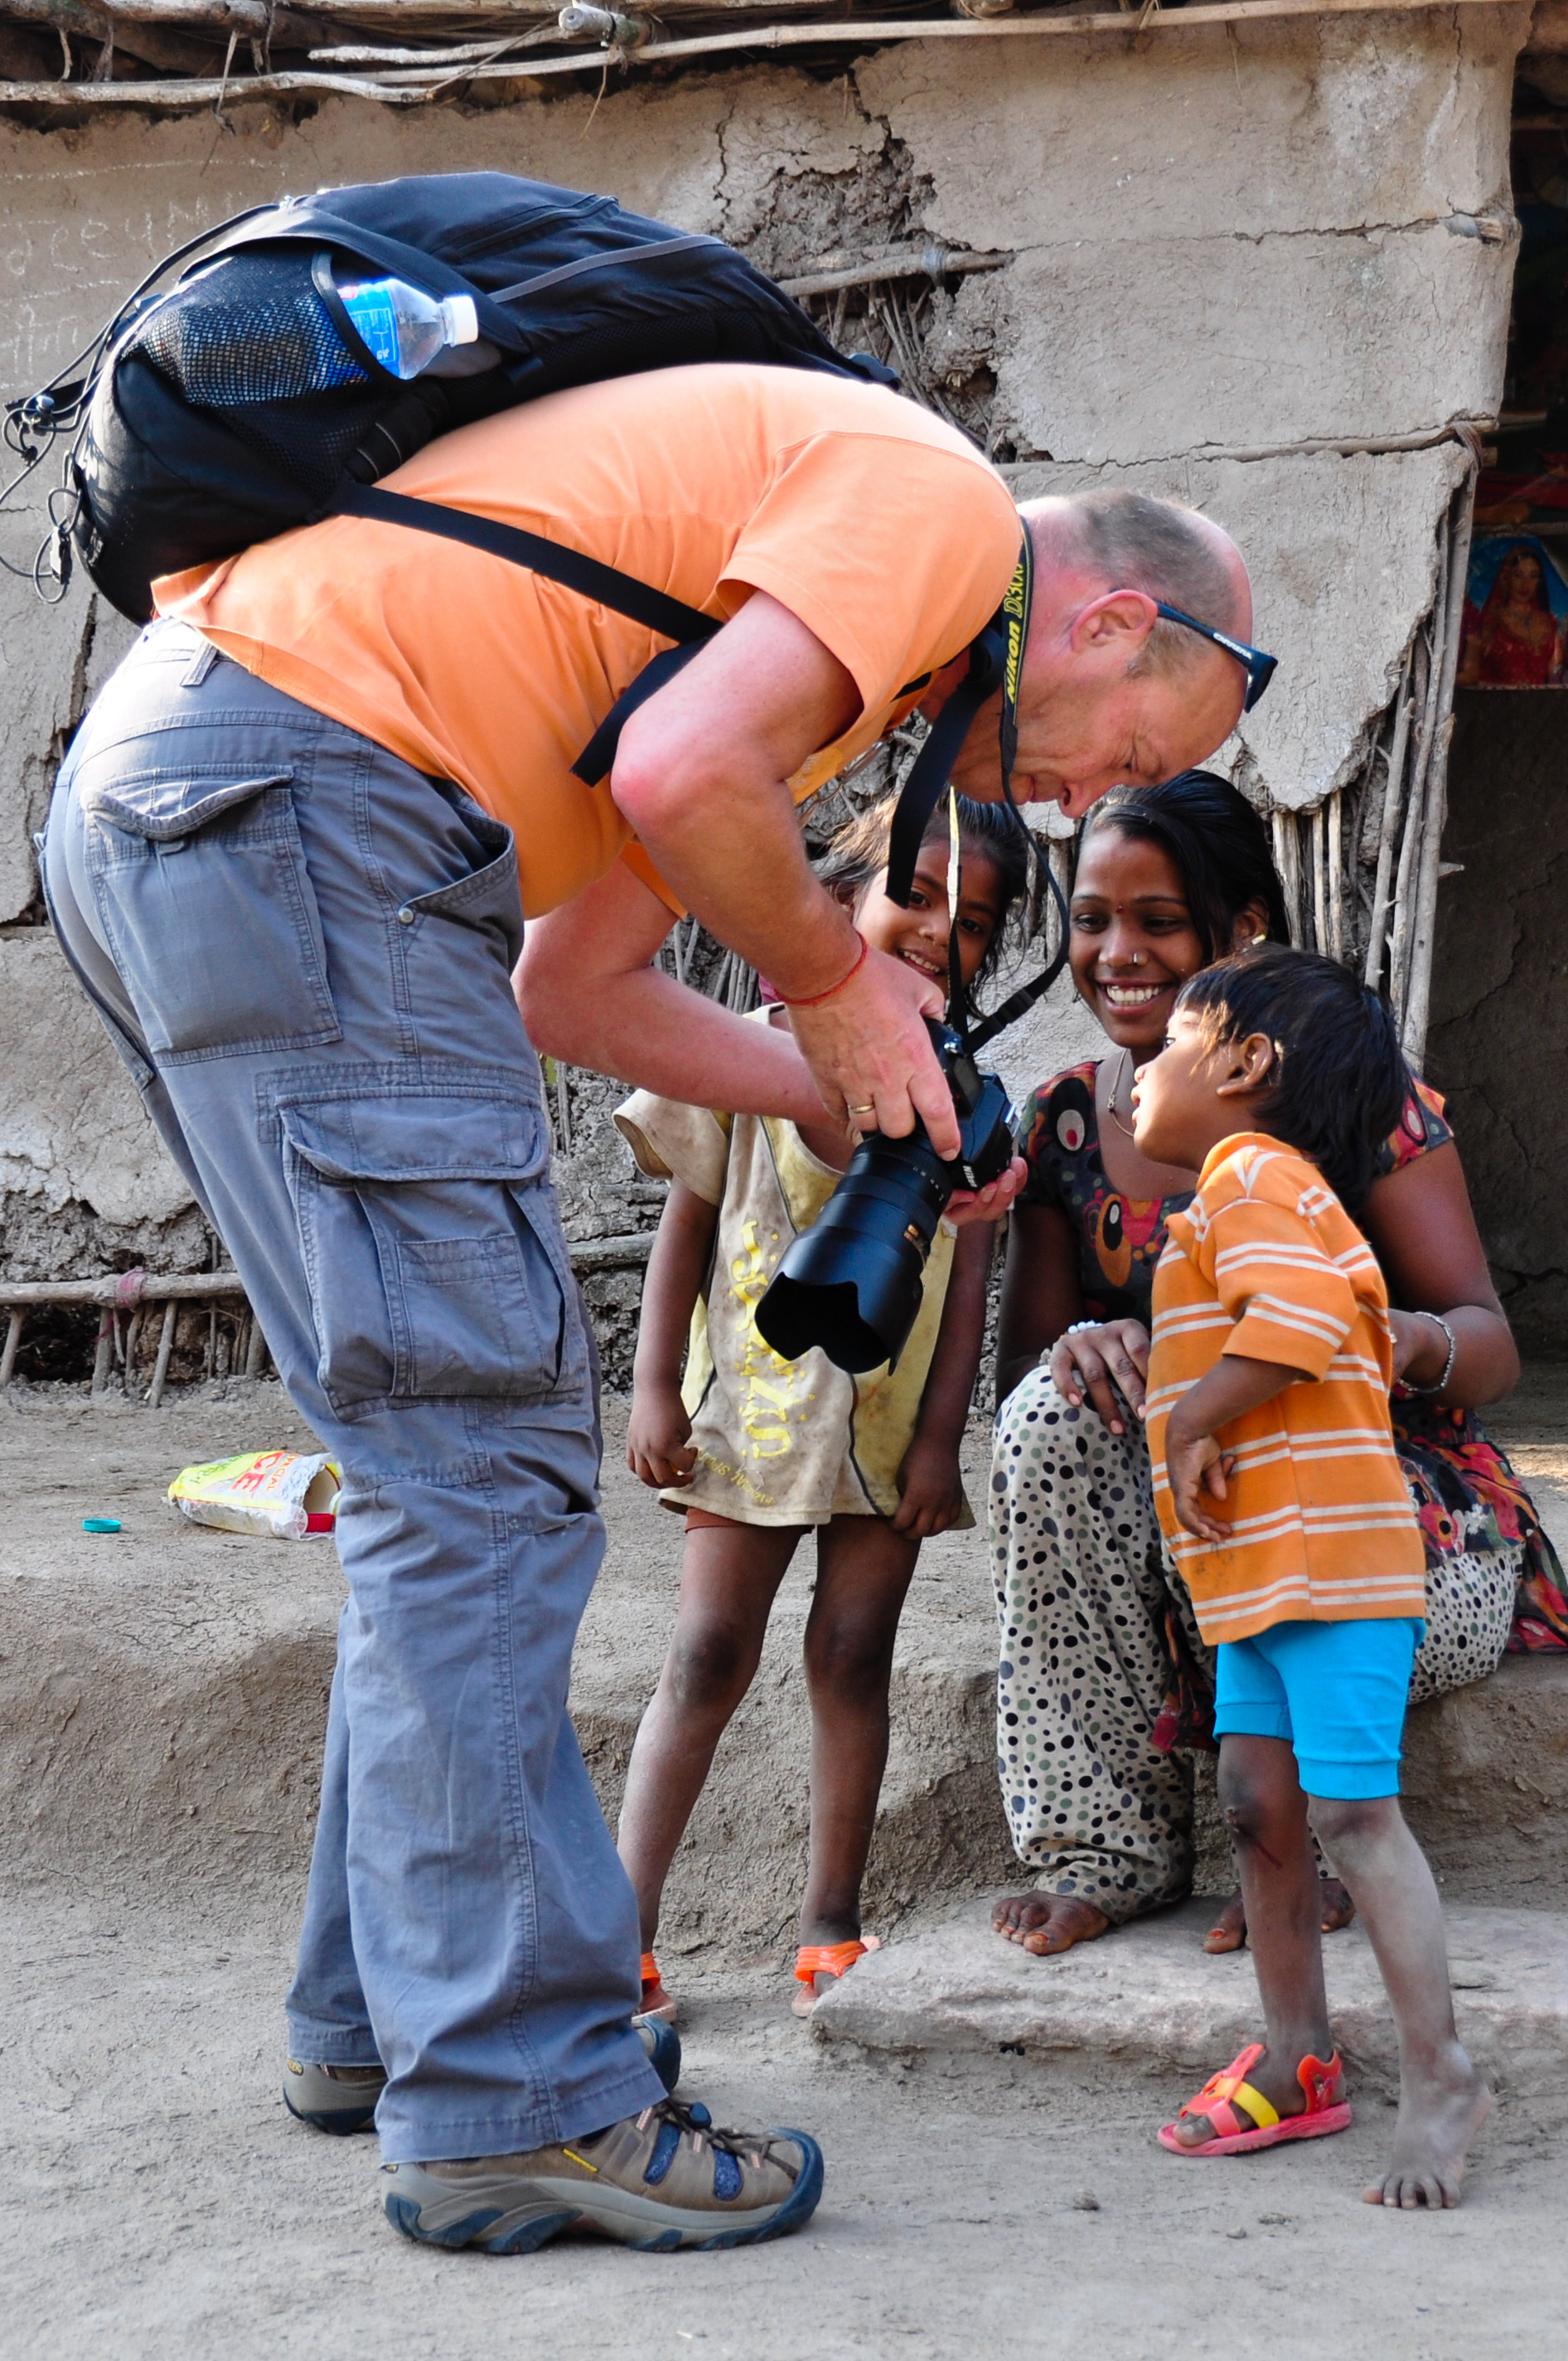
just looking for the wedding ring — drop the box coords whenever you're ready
[849,1102,876,1115]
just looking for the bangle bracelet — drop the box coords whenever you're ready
[775,930,869,1009]
[1402,1311,1458,1395]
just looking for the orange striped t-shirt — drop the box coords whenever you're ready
[1145,1132,1425,1646]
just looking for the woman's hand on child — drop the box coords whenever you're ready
[1164,1420,1236,1543]
[891,1437,966,1539]
[627,1387,699,1491]
[1050,1319,1152,1434]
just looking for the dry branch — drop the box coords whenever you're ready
[0,0,1527,110]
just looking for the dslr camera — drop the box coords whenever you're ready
[754,1018,1014,1374]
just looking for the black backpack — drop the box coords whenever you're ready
[7,170,888,624]
[7,171,1064,1019]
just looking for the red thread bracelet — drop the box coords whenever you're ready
[775,930,869,1009]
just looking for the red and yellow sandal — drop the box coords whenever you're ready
[1158,2043,1351,2156]
[791,1935,881,2018]
[639,1950,678,2026]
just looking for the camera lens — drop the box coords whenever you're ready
[754,1132,951,1372]
[755,1026,1014,1374]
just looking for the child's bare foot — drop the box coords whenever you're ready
[991,1892,1109,1956]
[1362,2046,1492,2209]
[1203,1876,1355,1954]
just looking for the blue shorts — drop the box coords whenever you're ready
[1212,1617,1424,1800]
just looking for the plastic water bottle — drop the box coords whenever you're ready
[336,276,484,381]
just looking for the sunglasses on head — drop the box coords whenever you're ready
[1153,602,1278,712]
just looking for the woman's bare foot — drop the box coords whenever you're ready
[991,1892,1110,1956]
[1203,1876,1356,1955]
[1362,2047,1493,2209]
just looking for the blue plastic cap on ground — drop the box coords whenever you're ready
[82,1516,122,1534]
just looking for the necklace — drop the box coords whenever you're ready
[1106,1048,1138,1140]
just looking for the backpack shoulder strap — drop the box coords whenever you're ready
[334,481,719,647]
[332,479,720,789]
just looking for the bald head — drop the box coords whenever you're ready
[1021,490,1252,683]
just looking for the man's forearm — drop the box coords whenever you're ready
[616,768,857,1002]
[607,589,864,1001]
[534,961,830,1123]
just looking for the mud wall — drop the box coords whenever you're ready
[0,9,1528,1340]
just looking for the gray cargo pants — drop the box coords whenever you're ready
[42,619,662,2163]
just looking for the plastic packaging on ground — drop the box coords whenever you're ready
[167,1450,340,1541]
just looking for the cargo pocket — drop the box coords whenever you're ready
[396,798,523,976]
[278,1090,585,1417]
[80,765,339,1059]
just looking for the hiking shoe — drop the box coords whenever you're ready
[283,2059,386,2135]
[284,2016,680,2135]
[381,2098,823,2252]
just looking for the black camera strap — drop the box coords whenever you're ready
[883,526,1070,1057]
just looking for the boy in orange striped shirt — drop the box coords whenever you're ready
[1132,945,1490,2208]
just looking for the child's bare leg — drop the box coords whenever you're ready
[797,1515,921,1981]
[1169,1734,1338,2144]
[617,1520,804,1948]
[1309,1794,1492,2208]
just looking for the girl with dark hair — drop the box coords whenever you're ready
[989,771,1566,1962]
[614,792,1024,2021]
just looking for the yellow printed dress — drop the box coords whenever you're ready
[616,1062,968,1530]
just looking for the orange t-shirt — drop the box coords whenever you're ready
[153,363,1021,918]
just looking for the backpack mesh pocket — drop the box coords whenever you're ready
[125,249,400,500]
[131,249,369,405]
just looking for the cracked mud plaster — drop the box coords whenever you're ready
[0,13,1529,1283]
[859,10,1522,468]
[0,933,201,1275]
[1009,442,1470,816]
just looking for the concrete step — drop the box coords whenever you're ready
[4,1387,1568,1951]
[811,1894,1568,2092]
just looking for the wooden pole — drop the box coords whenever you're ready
[1363,674,1415,990]
[1270,808,1302,944]
[1310,802,1328,957]
[1401,476,1477,1064]
[90,1310,114,1396]
[0,1308,22,1387]
[148,1298,178,1408]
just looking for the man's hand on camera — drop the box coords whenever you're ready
[787,943,962,1159]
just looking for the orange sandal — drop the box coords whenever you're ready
[791,1935,881,2017]
[639,1949,678,2026]
[1158,2043,1351,2156]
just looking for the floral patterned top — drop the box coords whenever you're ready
[1016,1059,1567,1651]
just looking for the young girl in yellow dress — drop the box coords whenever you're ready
[614,791,1027,2017]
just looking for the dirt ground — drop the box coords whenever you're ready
[2,1375,1566,2359]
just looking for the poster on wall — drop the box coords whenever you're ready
[1457,534,1568,688]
